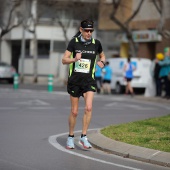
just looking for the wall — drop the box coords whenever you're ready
[98,0,132,30]
[1,41,11,64]
[1,24,78,84]
[4,25,76,41]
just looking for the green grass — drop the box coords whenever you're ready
[101,114,170,152]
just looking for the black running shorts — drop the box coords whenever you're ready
[125,77,132,82]
[103,80,111,84]
[67,83,96,97]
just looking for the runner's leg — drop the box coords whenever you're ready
[128,82,134,94]
[82,91,94,135]
[69,96,79,135]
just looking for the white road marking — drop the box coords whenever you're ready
[48,91,68,95]
[48,130,143,170]
[163,106,170,110]
[105,102,118,106]
[15,99,50,106]
[0,107,17,110]
[28,107,55,110]
[0,158,39,170]
[105,102,155,111]
[124,104,155,110]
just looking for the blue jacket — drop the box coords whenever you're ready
[95,64,102,78]
[158,56,170,77]
[103,65,112,81]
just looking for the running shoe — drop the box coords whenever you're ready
[66,137,75,149]
[79,136,92,149]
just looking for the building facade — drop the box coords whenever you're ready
[1,0,169,84]
[98,0,170,60]
[0,0,99,85]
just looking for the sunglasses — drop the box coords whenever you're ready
[83,29,94,33]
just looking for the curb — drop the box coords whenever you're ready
[134,95,170,104]
[88,129,170,168]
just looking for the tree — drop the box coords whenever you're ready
[109,0,144,58]
[38,0,98,47]
[107,0,169,57]
[0,0,23,61]
[0,0,98,83]
[38,0,98,83]
[152,0,170,39]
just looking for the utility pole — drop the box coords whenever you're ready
[32,0,38,83]
[20,0,27,83]
[20,24,26,83]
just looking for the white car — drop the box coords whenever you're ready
[0,62,16,84]
[107,58,152,94]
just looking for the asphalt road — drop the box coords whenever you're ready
[0,84,169,170]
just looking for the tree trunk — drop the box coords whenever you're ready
[32,0,38,83]
[33,29,38,83]
[20,25,26,83]
[126,31,136,57]
[0,38,2,61]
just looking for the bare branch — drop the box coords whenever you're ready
[0,0,23,38]
[152,0,161,14]
[112,0,121,15]
[152,0,166,37]
[1,19,22,37]
[6,5,18,30]
[125,0,144,25]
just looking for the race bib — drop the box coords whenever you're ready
[74,59,91,73]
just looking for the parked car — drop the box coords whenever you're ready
[0,62,16,84]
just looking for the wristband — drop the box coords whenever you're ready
[100,61,105,66]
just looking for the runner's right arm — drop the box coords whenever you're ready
[62,51,82,65]
[62,50,75,65]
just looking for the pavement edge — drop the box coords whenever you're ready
[88,129,170,168]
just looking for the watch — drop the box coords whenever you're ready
[100,61,105,66]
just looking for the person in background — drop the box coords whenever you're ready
[153,53,164,97]
[157,47,170,99]
[95,64,103,94]
[62,19,106,149]
[102,61,113,94]
[124,57,136,96]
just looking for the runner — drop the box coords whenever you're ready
[62,19,106,149]
[124,57,136,96]
[102,61,113,94]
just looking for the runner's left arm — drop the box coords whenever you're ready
[97,52,106,68]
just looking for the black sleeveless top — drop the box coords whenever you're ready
[67,37,103,85]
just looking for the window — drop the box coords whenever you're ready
[38,40,50,58]
[104,0,113,4]
[53,41,66,52]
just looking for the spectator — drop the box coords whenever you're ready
[157,47,170,99]
[95,64,103,94]
[102,61,113,94]
[153,53,164,97]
